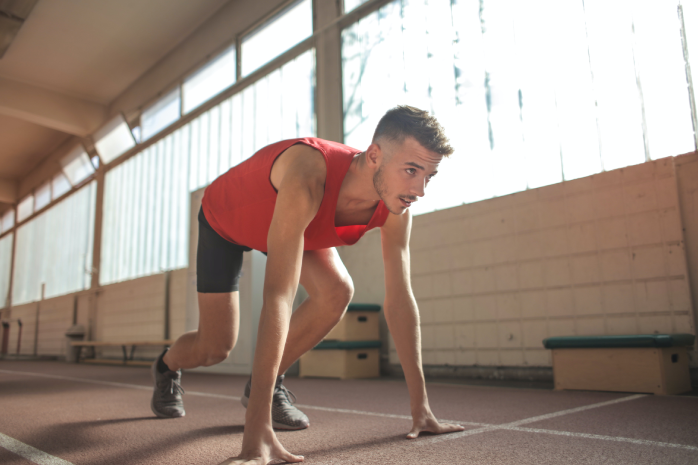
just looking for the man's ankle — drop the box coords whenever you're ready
[157,350,172,373]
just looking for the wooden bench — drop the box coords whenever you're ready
[543,334,695,395]
[70,340,175,366]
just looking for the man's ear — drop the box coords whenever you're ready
[365,142,382,168]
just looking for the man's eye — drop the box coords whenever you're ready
[406,168,416,175]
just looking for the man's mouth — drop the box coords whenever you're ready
[399,197,416,208]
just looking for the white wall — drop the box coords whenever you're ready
[340,155,697,371]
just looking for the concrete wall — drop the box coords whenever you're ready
[339,154,697,375]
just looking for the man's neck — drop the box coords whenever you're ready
[334,152,381,226]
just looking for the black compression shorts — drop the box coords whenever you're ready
[196,207,254,293]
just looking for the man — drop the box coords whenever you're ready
[151,105,465,464]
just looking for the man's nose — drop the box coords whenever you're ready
[411,178,426,197]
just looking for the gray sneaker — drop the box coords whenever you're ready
[151,357,185,418]
[241,375,309,430]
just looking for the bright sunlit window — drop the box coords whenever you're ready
[1,209,14,233]
[241,0,313,76]
[94,115,137,164]
[60,145,95,186]
[17,195,33,222]
[344,0,369,13]
[52,172,71,199]
[142,88,181,139]
[342,0,695,215]
[34,181,51,211]
[183,45,237,114]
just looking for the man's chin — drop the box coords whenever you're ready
[385,202,409,215]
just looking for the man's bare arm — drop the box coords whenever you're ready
[381,211,464,438]
[234,146,326,464]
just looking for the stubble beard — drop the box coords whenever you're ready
[373,165,402,215]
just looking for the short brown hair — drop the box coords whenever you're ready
[372,105,453,157]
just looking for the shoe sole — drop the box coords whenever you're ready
[241,394,308,430]
[150,361,185,418]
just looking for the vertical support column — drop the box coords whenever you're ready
[314,0,344,142]
[88,167,105,341]
[164,270,171,340]
[6,217,17,321]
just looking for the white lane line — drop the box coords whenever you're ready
[0,432,74,465]
[0,369,242,401]
[506,426,698,452]
[418,394,647,445]
[295,404,487,427]
[506,394,647,427]
[0,369,152,391]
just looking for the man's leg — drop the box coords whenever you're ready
[278,247,354,375]
[164,292,240,370]
[151,291,240,418]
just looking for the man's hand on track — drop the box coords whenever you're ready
[407,411,465,439]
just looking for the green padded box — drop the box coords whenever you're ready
[300,340,381,379]
[323,303,381,341]
[545,334,694,395]
[543,334,695,350]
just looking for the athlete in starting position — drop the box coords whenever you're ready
[150,105,465,464]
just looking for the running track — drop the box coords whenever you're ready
[1,360,697,464]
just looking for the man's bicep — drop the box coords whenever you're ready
[267,153,326,247]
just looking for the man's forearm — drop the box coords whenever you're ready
[384,298,428,414]
[246,298,293,423]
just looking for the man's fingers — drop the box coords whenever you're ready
[437,422,466,434]
[281,452,305,463]
[406,421,466,439]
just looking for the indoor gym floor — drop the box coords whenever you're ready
[1,360,697,465]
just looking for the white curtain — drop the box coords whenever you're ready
[100,50,316,285]
[0,233,13,307]
[12,182,96,305]
[342,0,695,215]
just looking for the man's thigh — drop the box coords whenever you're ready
[196,292,240,346]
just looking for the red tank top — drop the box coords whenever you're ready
[201,137,390,252]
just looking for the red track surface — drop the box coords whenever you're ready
[1,360,697,464]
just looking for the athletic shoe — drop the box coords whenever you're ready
[150,356,186,418]
[241,375,309,430]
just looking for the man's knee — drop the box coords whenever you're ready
[196,338,236,366]
[323,275,354,318]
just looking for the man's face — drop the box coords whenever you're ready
[372,136,442,215]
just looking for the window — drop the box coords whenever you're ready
[60,146,95,186]
[142,88,181,140]
[183,45,237,114]
[101,50,316,285]
[17,195,33,222]
[241,0,313,76]
[34,182,51,211]
[12,182,96,305]
[52,172,71,199]
[1,209,14,233]
[342,0,695,215]
[0,233,12,308]
[344,0,369,14]
[94,114,137,164]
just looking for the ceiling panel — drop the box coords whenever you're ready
[0,0,229,104]
[0,114,70,179]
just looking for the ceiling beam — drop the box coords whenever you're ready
[0,178,17,203]
[0,76,107,136]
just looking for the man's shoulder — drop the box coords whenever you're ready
[298,137,360,155]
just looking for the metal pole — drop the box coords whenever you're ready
[1,321,9,355]
[16,319,22,355]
